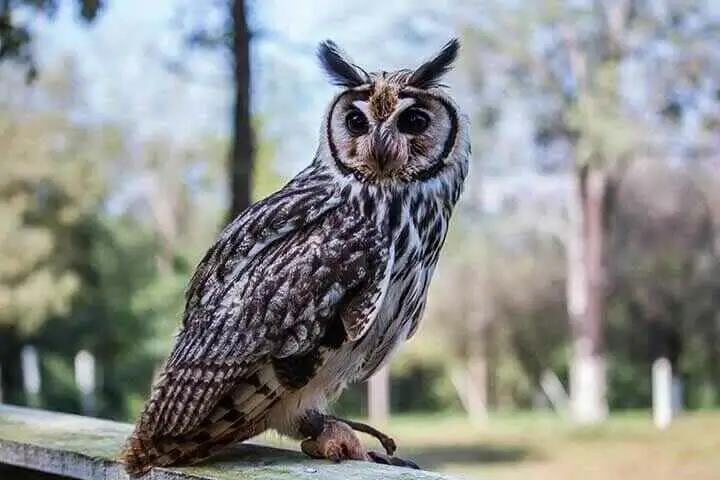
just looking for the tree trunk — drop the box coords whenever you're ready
[466,314,489,422]
[567,165,609,424]
[228,0,254,222]
[708,312,720,403]
[464,257,489,420]
[0,327,24,405]
[466,344,488,422]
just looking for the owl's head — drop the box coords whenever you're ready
[316,39,468,184]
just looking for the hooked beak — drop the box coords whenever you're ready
[370,122,408,174]
[371,126,392,170]
[352,97,413,176]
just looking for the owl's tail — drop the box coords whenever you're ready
[119,433,162,477]
[120,365,286,477]
[119,423,258,477]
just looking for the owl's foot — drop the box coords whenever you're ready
[299,415,420,469]
[300,419,369,462]
[326,415,397,455]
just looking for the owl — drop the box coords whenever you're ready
[121,38,470,476]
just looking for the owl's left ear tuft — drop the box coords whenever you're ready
[317,40,370,88]
[407,38,460,89]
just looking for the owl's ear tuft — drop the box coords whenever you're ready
[408,38,460,89]
[317,40,369,88]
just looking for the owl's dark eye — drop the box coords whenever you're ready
[397,108,430,135]
[345,109,369,136]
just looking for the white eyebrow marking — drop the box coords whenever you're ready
[352,100,372,119]
[352,98,416,124]
[386,97,417,123]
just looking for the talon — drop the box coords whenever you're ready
[381,436,397,456]
[368,451,421,470]
[368,451,391,465]
[405,458,420,469]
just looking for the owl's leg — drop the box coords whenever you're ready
[298,411,419,469]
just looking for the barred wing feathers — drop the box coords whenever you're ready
[135,177,390,439]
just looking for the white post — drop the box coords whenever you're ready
[652,358,673,430]
[449,365,470,413]
[21,345,41,407]
[74,350,96,415]
[368,366,389,424]
[540,370,569,416]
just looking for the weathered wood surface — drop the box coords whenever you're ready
[0,404,460,480]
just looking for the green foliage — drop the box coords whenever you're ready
[252,130,285,201]
[39,352,82,413]
[34,214,184,420]
[0,70,103,336]
[0,48,298,421]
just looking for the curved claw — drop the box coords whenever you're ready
[368,450,420,469]
[381,436,397,456]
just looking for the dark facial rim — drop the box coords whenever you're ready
[399,90,459,181]
[326,87,459,182]
[326,89,370,176]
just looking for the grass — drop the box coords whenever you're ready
[259,410,720,480]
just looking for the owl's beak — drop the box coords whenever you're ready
[371,128,390,169]
[370,125,403,173]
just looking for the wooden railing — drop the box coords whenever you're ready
[0,404,459,479]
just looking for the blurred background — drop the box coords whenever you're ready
[1,0,719,479]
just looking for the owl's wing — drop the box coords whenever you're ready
[137,180,391,438]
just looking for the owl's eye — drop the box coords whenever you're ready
[398,108,430,135]
[345,109,369,136]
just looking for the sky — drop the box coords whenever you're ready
[26,0,720,217]
[35,0,233,140]
[33,0,459,150]
[27,0,466,211]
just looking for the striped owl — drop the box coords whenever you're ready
[121,38,470,476]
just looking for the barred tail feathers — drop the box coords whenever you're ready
[120,365,285,476]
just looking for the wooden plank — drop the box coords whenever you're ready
[0,405,458,480]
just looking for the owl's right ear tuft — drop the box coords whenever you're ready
[408,38,460,89]
[317,40,370,88]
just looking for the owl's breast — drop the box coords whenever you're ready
[353,201,450,380]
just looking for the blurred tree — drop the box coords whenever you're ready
[0,0,105,80]
[457,0,720,423]
[36,213,179,419]
[0,62,104,403]
[608,159,719,408]
[228,0,253,220]
[171,0,254,222]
